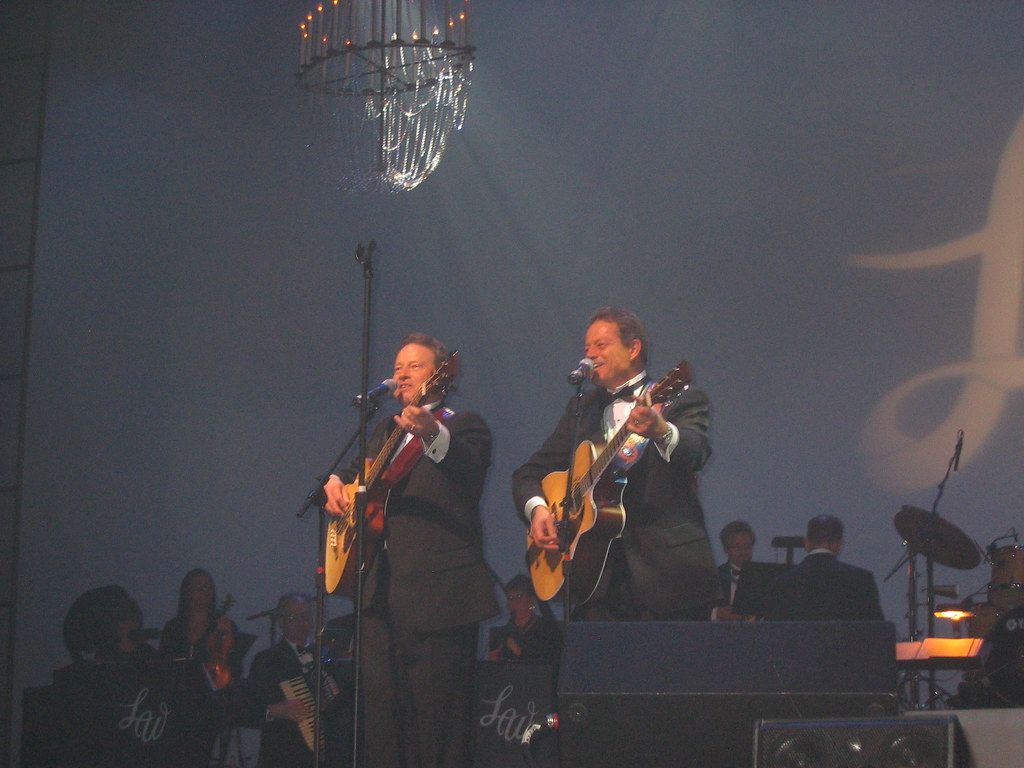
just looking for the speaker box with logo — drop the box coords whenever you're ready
[754,715,967,768]
[557,621,897,768]
[474,661,556,768]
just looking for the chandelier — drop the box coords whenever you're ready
[296,0,475,193]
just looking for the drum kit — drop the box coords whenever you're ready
[892,505,1022,638]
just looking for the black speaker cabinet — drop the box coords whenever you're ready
[557,621,898,768]
[754,715,967,768]
[474,661,557,768]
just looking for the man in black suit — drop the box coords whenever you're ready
[323,333,498,768]
[248,593,349,768]
[711,520,756,621]
[763,515,884,622]
[513,307,720,620]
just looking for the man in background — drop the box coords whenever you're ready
[763,515,884,622]
[711,520,756,621]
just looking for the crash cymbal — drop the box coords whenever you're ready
[895,505,982,570]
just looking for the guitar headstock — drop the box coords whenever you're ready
[414,350,460,405]
[649,360,692,405]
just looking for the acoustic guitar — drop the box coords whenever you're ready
[526,361,692,603]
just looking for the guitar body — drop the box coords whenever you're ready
[323,460,387,595]
[527,441,626,603]
[525,360,692,605]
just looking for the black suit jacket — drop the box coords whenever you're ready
[248,640,312,768]
[763,552,884,621]
[717,562,735,607]
[345,408,499,631]
[512,385,721,613]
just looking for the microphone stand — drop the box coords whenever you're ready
[349,240,376,768]
[293,241,378,768]
[557,381,588,628]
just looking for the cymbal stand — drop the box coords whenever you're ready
[885,544,923,707]
[919,433,963,707]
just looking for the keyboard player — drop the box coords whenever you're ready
[248,593,346,768]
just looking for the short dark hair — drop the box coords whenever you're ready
[806,515,844,546]
[399,332,450,367]
[720,520,756,549]
[588,307,649,367]
[504,573,534,597]
[276,592,311,615]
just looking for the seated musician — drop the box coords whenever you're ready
[64,585,157,663]
[486,574,562,665]
[248,593,345,768]
[513,307,721,620]
[761,514,884,621]
[159,568,219,660]
[711,520,756,621]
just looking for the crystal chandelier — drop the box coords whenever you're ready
[296,1,475,193]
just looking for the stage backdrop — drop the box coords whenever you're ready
[12,0,1024,753]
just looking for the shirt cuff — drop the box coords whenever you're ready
[524,496,547,521]
[422,422,450,462]
[654,422,679,460]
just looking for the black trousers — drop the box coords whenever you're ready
[360,614,479,768]
[575,538,712,621]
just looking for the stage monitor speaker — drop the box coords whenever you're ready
[754,715,967,768]
[557,621,897,768]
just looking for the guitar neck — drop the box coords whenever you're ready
[363,385,430,488]
[364,424,405,487]
[582,423,633,492]
[572,365,689,498]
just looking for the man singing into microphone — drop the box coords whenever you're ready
[513,307,721,620]
[322,333,498,768]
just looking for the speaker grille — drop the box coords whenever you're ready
[754,716,960,768]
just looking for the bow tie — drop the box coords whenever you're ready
[598,385,640,409]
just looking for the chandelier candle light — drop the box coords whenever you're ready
[296,0,475,193]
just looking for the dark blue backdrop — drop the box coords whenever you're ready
[14,0,1024,747]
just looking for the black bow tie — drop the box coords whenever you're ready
[598,385,640,409]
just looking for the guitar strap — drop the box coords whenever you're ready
[610,383,652,476]
[611,432,650,476]
[379,406,455,484]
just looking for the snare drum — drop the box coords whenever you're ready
[989,545,1024,609]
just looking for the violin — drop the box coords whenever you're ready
[204,595,236,690]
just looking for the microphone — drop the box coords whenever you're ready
[953,429,964,471]
[567,358,594,385]
[351,379,397,407]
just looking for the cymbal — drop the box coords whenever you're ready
[895,505,982,570]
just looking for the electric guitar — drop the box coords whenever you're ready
[526,361,693,603]
[323,352,459,595]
